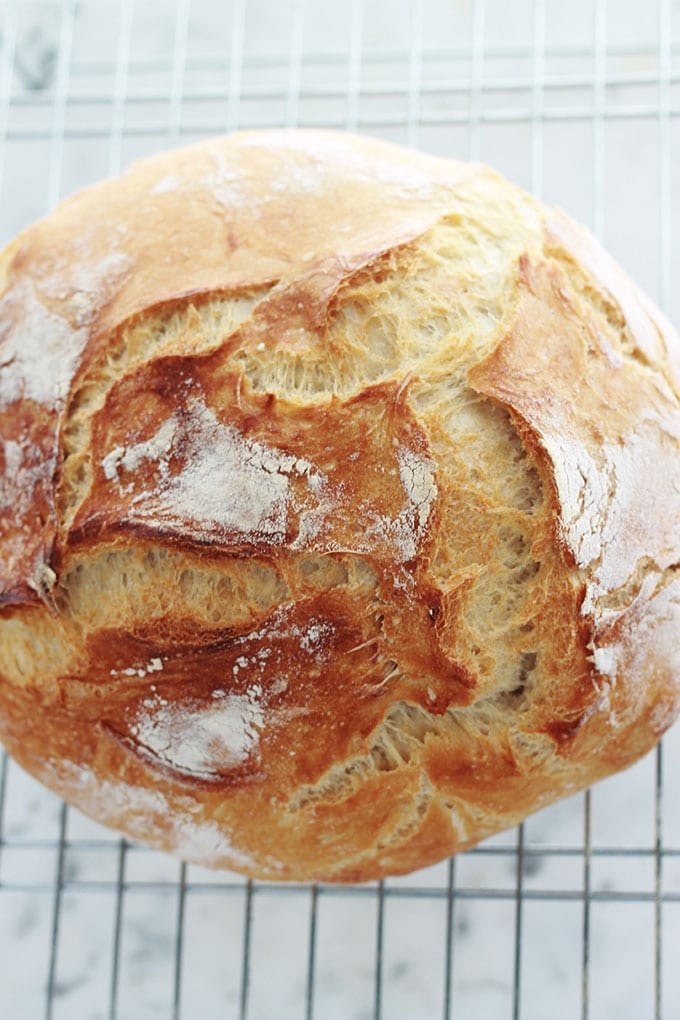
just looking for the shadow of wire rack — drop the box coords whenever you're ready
[1,0,680,1017]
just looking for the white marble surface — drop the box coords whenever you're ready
[1,1,679,1017]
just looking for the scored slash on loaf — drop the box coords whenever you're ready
[0,130,679,882]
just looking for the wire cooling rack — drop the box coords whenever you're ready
[1,1,680,1018]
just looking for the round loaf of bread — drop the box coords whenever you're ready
[0,130,679,882]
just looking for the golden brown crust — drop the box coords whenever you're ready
[0,130,679,882]
[0,131,474,608]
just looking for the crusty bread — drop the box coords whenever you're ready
[0,130,679,882]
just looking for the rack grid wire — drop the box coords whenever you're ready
[0,1,679,1018]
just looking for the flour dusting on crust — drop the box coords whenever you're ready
[0,250,133,409]
[49,760,261,870]
[129,686,265,779]
[101,396,325,541]
[41,250,133,326]
[0,281,86,406]
[363,445,437,562]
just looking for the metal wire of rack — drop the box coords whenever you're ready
[0,1,679,1018]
